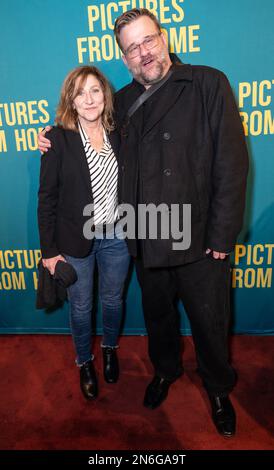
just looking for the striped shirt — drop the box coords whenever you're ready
[78,121,119,226]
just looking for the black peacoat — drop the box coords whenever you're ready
[115,63,249,268]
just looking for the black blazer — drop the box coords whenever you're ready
[38,126,120,259]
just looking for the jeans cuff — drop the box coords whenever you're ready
[75,354,94,367]
[101,343,119,349]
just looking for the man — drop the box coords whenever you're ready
[38,8,248,437]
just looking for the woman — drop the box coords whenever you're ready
[38,66,130,400]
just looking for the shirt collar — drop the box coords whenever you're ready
[78,120,109,151]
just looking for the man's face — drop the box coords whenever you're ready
[119,16,171,87]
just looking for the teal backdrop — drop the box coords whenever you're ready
[0,0,274,334]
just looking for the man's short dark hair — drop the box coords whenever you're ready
[114,8,161,52]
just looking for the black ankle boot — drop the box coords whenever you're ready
[209,394,236,437]
[102,347,119,383]
[80,359,98,400]
[143,376,173,409]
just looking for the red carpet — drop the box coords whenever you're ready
[0,335,273,450]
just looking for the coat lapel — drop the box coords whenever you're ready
[142,64,193,137]
[68,130,92,197]
[108,130,120,158]
[121,81,145,137]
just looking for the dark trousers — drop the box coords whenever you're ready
[135,255,236,396]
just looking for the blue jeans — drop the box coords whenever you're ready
[65,232,130,366]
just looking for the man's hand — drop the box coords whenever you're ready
[42,255,66,275]
[38,125,52,153]
[206,248,228,260]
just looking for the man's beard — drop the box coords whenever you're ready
[129,51,169,86]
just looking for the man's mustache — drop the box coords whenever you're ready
[140,54,155,65]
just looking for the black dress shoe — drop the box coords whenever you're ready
[209,395,236,437]
[143,376,173,409]
[102,347,119,383]
[80,360,98,400]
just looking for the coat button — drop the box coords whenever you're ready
[163,168,172,176]
[121,165,125,171]
[163,132,171,140]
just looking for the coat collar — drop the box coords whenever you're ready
[137,63,193,137]
[129,62,193,91]
[170,62,193,82]
[125,61,193,137]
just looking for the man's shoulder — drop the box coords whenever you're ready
[114,81,137,105]
[114,81,138,120]
[179,64,231,96]
[188,64,231,91]
[190,64,228,82]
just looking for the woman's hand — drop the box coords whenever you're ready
[42,255,66,275]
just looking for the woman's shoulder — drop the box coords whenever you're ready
[45,126,80,149]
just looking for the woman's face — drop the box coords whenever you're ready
[73,74,105,125]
